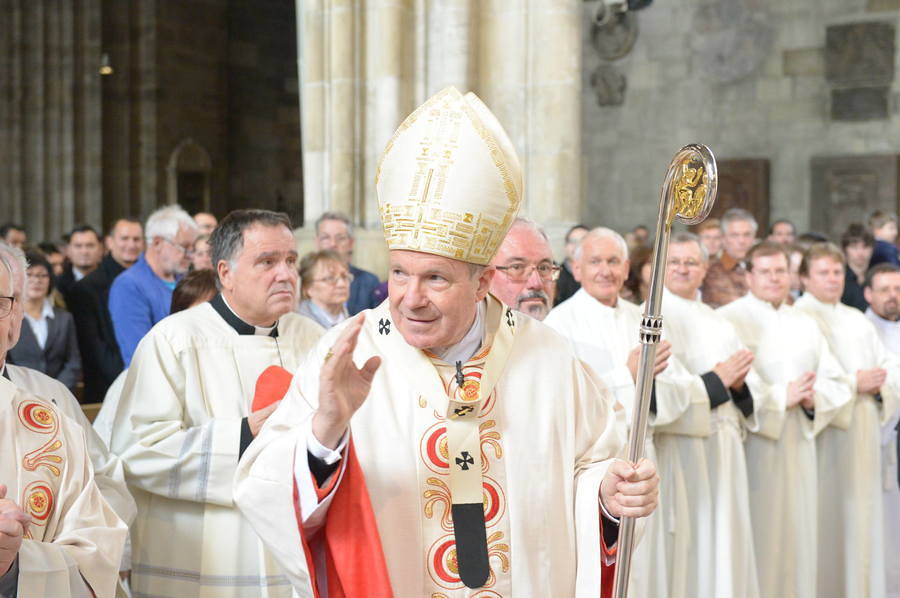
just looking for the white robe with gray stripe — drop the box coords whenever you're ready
[110,302,322,598]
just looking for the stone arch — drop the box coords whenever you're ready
[166,138,212,213]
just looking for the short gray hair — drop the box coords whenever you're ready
[670,231,709,261]
[509,217,550,242]
[0,242,27,297]
[145,204,199,242]
[315,211,354,238]
[574,227,629,261]
[209,210,293,288]
[720,208,758,234]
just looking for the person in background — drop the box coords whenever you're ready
[109,205,198,366]
[37,242,66,276]
[0,223,26,249]
[193,211,218,236]
[697,218,723,260]
[56,224,104,301]
[554,223,589,306]
[67,217,143,403]
[631,224,650,247]
[841,223,875,312]
[170,269,218,314]
[869,210,899,267]
[7,252,81,393]
[191,234,213,270]
[700,208,758,308]
[296,250,351,329]
[787,243,806,303]
[489,217,558,320]
[313,211,379,315]
[767,219,797,247]
[622,244,652,304]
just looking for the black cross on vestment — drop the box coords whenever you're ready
[456,451,475,470]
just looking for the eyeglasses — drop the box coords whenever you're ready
[314,273,354,285]
[162,237,194,257]
[495,263,560,282]
[667,259,703,269]
[316,234,351,244]
[0,296,15,319]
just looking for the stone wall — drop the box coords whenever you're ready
[582,0,900,237]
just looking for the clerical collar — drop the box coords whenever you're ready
[432,301,486,364]
[209,293,279,337]
[867,307,900,323]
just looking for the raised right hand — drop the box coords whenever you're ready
[787,371,816,408]
[312,315,382,449]
[0,484,30,576]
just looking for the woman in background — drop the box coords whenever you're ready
[296,250,351,329]
[8,251,82,392]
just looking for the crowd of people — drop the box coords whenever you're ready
[0,85,898,597]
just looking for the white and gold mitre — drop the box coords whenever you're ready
[376,87,523,265]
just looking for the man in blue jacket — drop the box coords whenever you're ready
[109,205,198,366]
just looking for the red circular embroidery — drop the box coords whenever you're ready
[22,482,53,523]
[18,402,56,434]
[422,424,449,473]
[432,538,460,584]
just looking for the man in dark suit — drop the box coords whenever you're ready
[56,224,104,302]
[67,218,144,403]
[313,211,380,315]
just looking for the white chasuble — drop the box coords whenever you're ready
[657,290,761,598]
[545,289,672,598]
[795,294,900,598]
[718,293,852,598]
[0,376,126,597]
[235,295,626,597]
[110,301,323,597]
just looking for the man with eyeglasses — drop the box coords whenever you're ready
[109,205,199,366]
[0,250,127,597]
[655,232,765,598]
[313,212,380,315]
[488,218,559,321]
[544,226,673,598]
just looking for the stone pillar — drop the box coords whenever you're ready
[296,0,584,275]
[0,0,102,241]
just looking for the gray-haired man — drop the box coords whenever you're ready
[110,209,324,597]
[314,212,380,315]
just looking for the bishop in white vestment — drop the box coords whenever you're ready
[718,243,852,598]
[235,87,660,598]
[795,247,900,598]
[110,211,324,597]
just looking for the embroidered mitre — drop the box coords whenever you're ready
[376,87,523,266]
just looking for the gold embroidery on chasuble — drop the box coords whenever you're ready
[16,400,63,538]
[419,349,511,596]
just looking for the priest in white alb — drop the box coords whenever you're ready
[0,250,126,598]
[657,232,764,598]
[862,263,900,598]
[235,87,660,597]
[718,241,852,598]
[795,243,900,598]
[0,243,137,535]
[110,210,324,597]
[544,227,673,598]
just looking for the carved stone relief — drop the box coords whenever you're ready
[810,154,900,239]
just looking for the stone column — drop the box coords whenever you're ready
[295,0,584,275]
